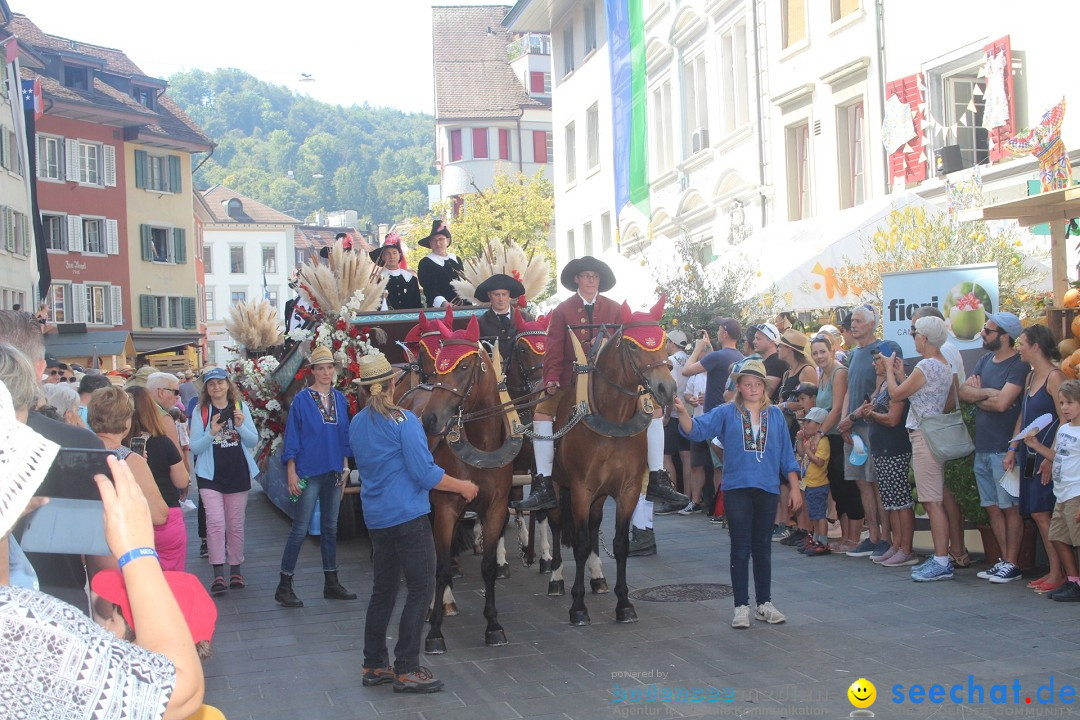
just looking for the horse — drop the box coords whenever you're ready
[547,296,675,625]
[392,307,447,403]
[419,316,521,652]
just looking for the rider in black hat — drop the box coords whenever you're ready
[416,220,466,308]
[476,273,531,359]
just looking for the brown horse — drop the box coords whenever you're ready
[392,308,448,403]
[548,297,675,625]
[419,316,519,652]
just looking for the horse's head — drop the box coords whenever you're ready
[415,308,452,379]
[606,295,676,406]
[423,316,493,436]
[508,312,549,395]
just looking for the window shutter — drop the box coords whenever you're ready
[985,35,1016,164]
[499,129,510,160]
[110,286,123,325]
[529,71,545,93]
[134,149,147,189]
[168,155,182,193]
[472,128,488,159]
[139,294,156,327]
[140,225,152,260]
[2,207,12,252]
[67,214,84,253]
[65,139,80,182]
[450,130,462,162]
[181,297,196,329]
[102,145,116,187]
[72,283,86,323]
[533,131,547,163]
[105,219,119,255]
[885,73,927,186]
[21,215,30,256]
[173,228,186,263]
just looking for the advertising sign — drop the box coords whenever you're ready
[882,263,1000,358]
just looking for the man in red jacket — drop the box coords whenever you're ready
[513,257,686,512]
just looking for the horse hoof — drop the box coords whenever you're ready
[538,559,552,574]
[495,563,511,579]
[591,578,609,594]
[444,602,458,617]
[425,637,446,654]
[616,606,638,623]
[569,609,591,626]
[485,629,509,646]
[547,580,564,596]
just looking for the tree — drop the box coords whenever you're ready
[649,235,754,333]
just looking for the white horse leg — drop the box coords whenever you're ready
[587,551,608,594]
[496,536,507,565]
[443,585,458,616]
[473,521,483,554]
[538,517,552,561]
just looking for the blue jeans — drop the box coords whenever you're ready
[364,515,436,674]
[724,487,778,607]
[280,471,343,573]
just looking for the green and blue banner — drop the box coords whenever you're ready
[605,0,650,220]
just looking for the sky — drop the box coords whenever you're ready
[12,0,515,115]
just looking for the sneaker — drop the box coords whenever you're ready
[708,515,727,526]
[781,529,808,546]
[655,502,685,516]
[772,525,793,542]
[199,540,208,558]
[882,551,920,567]
[362,666,395,687]
[846,538,878,557]
[804,541,831,557]
[869,540,892,559]
[1050,581,1080,602]
[988,562,1022,584]
[394,666,443,693]
[977,561,1005,580]
[676,501,703,516]
[911,558,954,582]
[732,605,751,629]
[872,546,899,564]
[828,539,858,553]
[755,601,786,624]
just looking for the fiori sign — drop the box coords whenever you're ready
[882,263,999,357]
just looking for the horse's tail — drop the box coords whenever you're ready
[451,516,475,556]
[558,489,575,550]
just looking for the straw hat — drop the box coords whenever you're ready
[308,346,335,366]
[778,328,811,362]
[729,359,767,384]
[0,380,60,536]
[352,352,402,387]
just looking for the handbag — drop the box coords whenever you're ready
[913,370,974,463]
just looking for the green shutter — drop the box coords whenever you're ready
[134,149,147,189]
[181,297,196,329]
[168,155,182,193]
[140,225,152,260]
[173,228,186,263]
[21,216,30,256]
[139,294,157,327]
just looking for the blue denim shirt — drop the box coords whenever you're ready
[681,403,800,493]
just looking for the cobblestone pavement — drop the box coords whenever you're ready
[193,487,1080,719]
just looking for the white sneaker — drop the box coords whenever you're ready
[755,601,786,624]
[732,605,750,629]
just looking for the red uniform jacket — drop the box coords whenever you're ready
[543,293,622,389]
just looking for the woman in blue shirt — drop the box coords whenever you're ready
[675,359,802,629]
[349,351,477,694]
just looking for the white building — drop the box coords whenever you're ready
[199,185,299,364]
[432,5,552,209]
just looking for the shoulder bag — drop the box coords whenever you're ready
[913,366,973,463]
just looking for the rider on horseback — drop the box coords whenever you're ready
[512,256,688,512]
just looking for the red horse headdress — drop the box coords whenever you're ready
[513,312,549,354]
[620,295,666,351]
[415,306,454,360]
[434,316,481,374]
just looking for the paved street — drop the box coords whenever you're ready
[193,487,1080,719]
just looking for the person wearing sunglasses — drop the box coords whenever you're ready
[146,373,188,485]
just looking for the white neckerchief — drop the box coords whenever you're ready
[384,268,415,282]
[426,253,458,267]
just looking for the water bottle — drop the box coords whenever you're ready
[289,477,308,503]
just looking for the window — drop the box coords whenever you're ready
[196,283,204,323]
[262,247,277,274]
[498,129,511,161]
[0,128,12,171]
[168,297,183,328]
[83,218,105,254]
[532,130,550,164]
[650,80,674,175]
[831,0,859,22]
[563,25,575,76]
[139,295,195,329]
[231,290,246,305]
[85,285,107,325]
[267,290,279,309]
[837,101,866,209]
[37,136,61,180]
[134,150,181,193]
[151,228,171,262]
[586,103,600,170]
[47,284,67,324]
[230,246,244,274]
[782,0,806,49]
[132,86,155,109]
[472,128,489,159]
[719,22,749,134]
[79,142,99,184]
[546,132,554,163]
[583,221,594,255]
[565,122,577,183]
[601,212,612,252]
[583,1,597,54]
[203,245,212,273]
[205,291,215,321]
[786,121,812,220]
[530,72,545,93]
[945,74,989,169]
[7,211,27,256]
[450,130,462,162]
[681,54,710,156]
[566,229,576,259]
[62,65,88,90]
[42,214,66,251]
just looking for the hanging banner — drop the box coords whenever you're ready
[882,263,1000,357]
[605,0,649,219]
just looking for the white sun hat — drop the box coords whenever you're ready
[0,380,59,536]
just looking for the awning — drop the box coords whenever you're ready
[129,331,204,354]
[44,331,135,361]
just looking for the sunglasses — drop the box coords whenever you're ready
[163,388,180,396]
[64,376,78,383]
[981,325,1002,335]
[47,369,63,376]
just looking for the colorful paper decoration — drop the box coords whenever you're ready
[882,94,916,154]
[1005,97,1071,192]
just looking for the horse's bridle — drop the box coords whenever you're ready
[427,339,486,407]
[584,322,671,404]
[507,330,545,396]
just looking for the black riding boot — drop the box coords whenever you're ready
[645,469,689,505]
[323,571,357,600]
[511,473,557,511]
[275,572,303,608]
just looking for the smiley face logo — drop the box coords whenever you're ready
[847,678,876,709]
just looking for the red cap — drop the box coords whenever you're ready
[92,569,218,644]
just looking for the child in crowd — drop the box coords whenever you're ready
[1022,379,1080,601]
[798,407,832,556]
[780,383,820,548]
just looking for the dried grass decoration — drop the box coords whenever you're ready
[296,239,388,318]
[224,299,284,353]
[451,240,550,304]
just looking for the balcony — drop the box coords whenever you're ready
[507,33,551,61]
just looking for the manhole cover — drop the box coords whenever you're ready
[629,583,733,602]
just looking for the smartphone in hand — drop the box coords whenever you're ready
[53,448,118,483]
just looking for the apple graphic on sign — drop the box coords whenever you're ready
[944,281,993,340]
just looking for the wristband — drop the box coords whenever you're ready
[118,547,159,569]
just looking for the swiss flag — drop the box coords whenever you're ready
[21,79,42,119]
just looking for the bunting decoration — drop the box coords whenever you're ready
[882,94,916,154]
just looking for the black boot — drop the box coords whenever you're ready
[275,572,303,608]
[627,527,656,557]
[645,469,689,505]
[511,473,557,511]
[324,571,357,600]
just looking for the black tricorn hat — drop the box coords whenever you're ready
[559,256,615,293]
[418,219,451,249]
[368,233,405,264]
[475,273,526,302]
